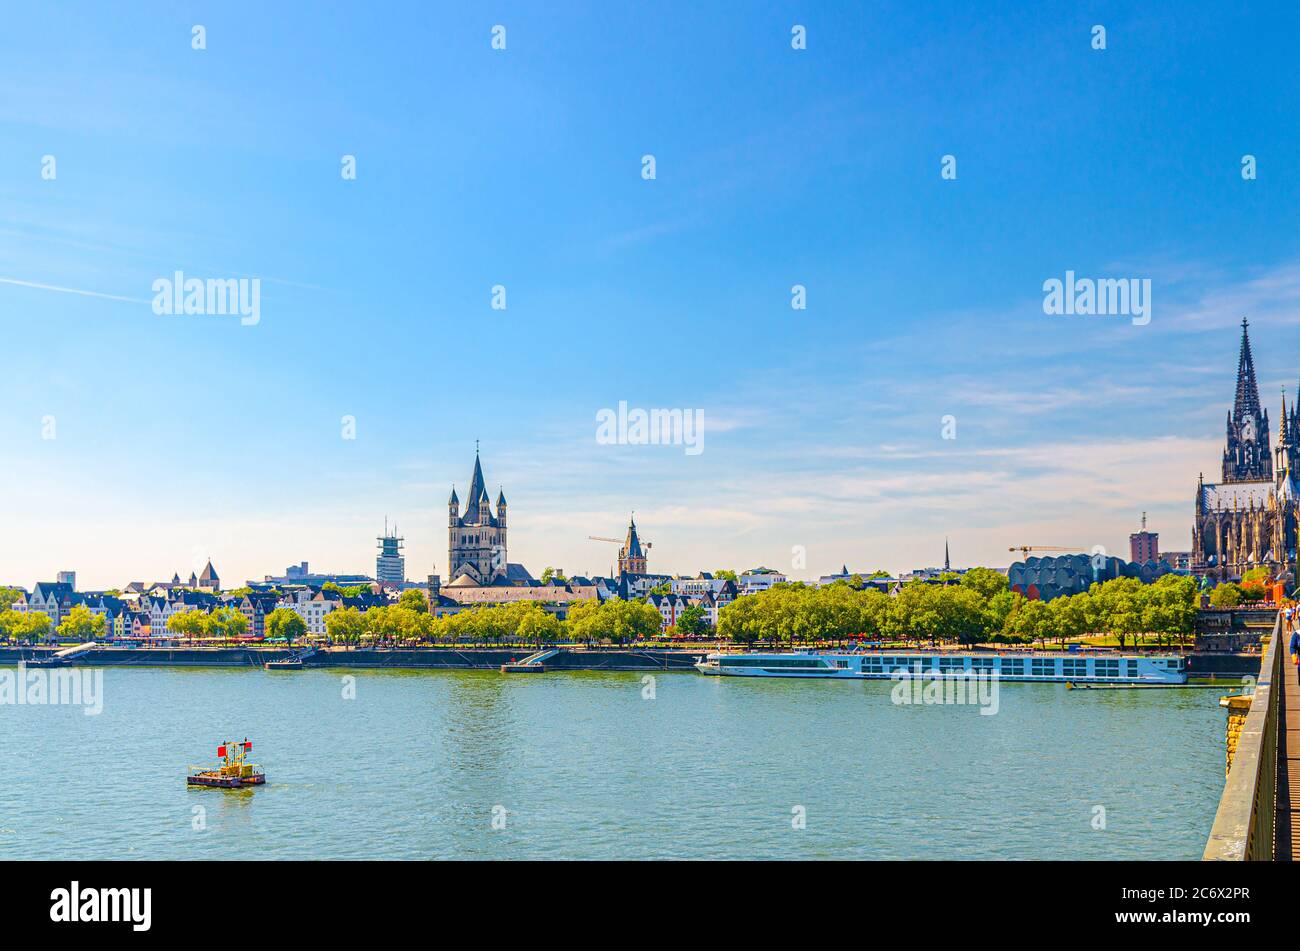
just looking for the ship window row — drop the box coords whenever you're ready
[722,657,830,669]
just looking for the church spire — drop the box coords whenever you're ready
[1235,318,1262,420]
[1222,318,1273,483]
[618,514,648,575]
[464,446,488,523]
[944,538,950,571]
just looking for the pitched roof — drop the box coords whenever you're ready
[33,582,74,602]
[504,563,534,584]
[1200,480,1273,510]
[199,560,218,583]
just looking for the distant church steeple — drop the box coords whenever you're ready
[618,514,648,575]
[1222,318,1273,483]
[944,538,950,571]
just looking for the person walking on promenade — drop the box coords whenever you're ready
[1290,621,1300,683]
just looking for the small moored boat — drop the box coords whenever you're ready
[187,739,265,788]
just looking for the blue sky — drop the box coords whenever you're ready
[2,1,1299,589]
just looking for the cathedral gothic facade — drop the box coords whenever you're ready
[1193,319,1300,580]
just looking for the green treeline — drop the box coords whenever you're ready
[717,568,1198,649]
[320,598,663,646]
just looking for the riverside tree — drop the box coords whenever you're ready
[56,604,105,642]
[205,607,249,640]
[566,598,662,644]
[264,607,307,644]
[166,609,208,640]
[325,606,368,645]
[676,604,712,637]
[398,589,429,614]
[0,609,51,643]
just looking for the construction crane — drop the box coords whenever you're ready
[588,535,653,551]
[1008,545,1089,559]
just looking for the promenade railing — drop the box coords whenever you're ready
[1203,611,1282,861]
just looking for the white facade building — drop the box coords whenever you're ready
[738,567,787,595]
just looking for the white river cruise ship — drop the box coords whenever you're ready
[695,650,1188,684]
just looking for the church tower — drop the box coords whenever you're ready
[1222,318,1272,483]
[618,515,648,575]
[447,448,508,584]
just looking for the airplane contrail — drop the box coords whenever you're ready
[0,276,149,304]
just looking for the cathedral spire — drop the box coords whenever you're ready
[1235,318,1262,420]
[1222,319,1273,483]
[944,538,950,571]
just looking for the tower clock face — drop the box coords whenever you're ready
[1243,417,1256,443]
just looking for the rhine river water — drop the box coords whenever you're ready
[0,666,1224,859]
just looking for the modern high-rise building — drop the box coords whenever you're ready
[376,520,406,586]
[1129,513,1159,564]
[56,570,76,590]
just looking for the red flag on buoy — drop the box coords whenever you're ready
[243,741,252,751]
[217,745,227,757]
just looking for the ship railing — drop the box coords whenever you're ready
[1202,610,1281,861]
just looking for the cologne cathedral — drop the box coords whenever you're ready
[1193,319,1300,579]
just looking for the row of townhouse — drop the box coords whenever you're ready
[146,586,390,638]
[13,582,135,638]
[644,590,731,631]
[10,579,396,641]
[278,588,387,635]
